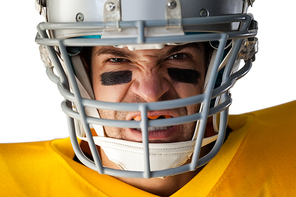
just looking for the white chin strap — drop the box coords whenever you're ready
[79,131,217,172]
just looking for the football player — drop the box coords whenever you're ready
[1,0,295,196]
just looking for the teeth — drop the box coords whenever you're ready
[135,126,172,131]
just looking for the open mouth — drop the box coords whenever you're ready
[132,115,173,131]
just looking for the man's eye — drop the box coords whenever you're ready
[107,58,129,63]
[167,53,188,60]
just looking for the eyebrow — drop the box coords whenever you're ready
[165,43,202,56]
[94,47,134,59]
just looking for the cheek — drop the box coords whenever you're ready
[92,76,130,102]
[169,71,205,99]
[173,83,203,99]
[91,63,132,101]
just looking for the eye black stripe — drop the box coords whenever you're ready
[101,70,132,86]
[168,68,200,85]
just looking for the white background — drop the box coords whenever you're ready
[0,1,295,143]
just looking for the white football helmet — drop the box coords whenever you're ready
[35,0,258,178]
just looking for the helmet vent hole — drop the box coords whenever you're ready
[199,9,209,17]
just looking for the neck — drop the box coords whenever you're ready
[79,130,215,196]
[116,169,201,196]
[98,142,213,196]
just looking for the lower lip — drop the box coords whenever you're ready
[126,126,179,142]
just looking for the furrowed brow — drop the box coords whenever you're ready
[94,47,132,59]
[165,43,202,55]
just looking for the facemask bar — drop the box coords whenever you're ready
[36,14,256,178]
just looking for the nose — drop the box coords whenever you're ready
[130,72,170,102]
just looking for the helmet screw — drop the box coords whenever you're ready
[199,8,209,17]
[167,1,177,9]
[76,13,84,22]
[106,2,116,11]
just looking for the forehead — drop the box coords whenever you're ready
[92,43,205,58]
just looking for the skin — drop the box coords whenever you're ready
[85,43,211,196]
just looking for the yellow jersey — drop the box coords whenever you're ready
[1,101,296,196]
